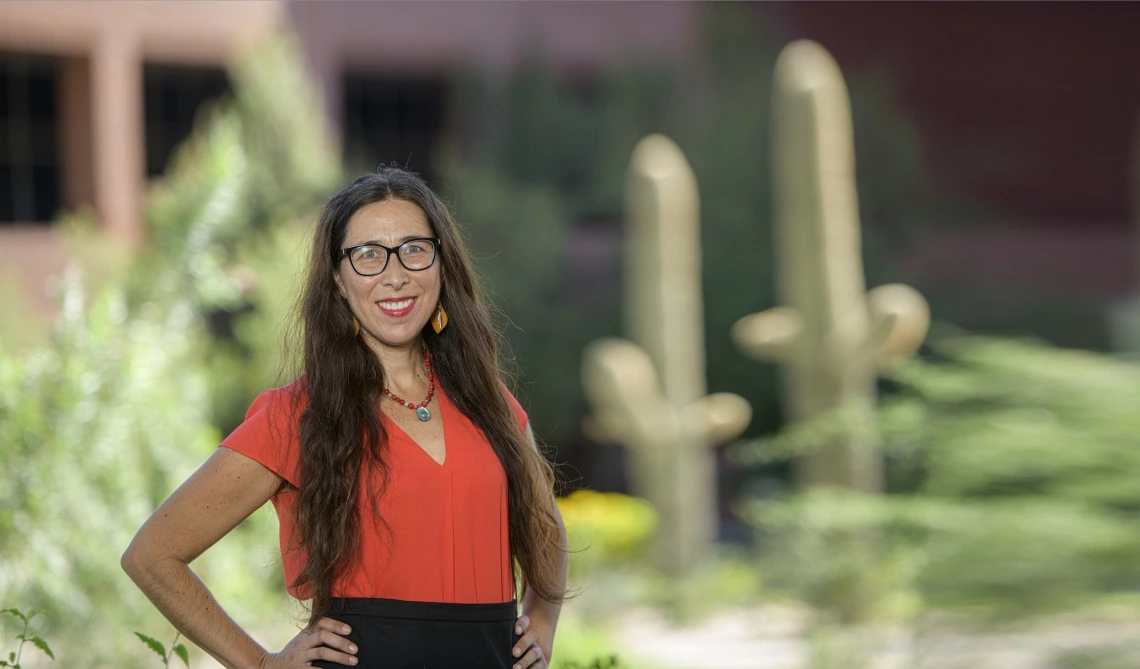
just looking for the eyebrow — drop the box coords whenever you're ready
[349,235,431,247]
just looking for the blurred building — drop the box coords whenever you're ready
[0,0,697,313]
[1,1,280,312]
[3,1,1140,346]
[778,2,1140,337]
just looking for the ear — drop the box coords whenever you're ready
[332,266,348,300]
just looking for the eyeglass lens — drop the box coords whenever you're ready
[348,240,436,275]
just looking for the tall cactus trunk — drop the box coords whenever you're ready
[772,40,881,491]
[624,135,714,569]
[625,136,707,408]
[733,41,929,492]
[582,135,751,575]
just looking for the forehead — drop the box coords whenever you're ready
[343,199,433,245]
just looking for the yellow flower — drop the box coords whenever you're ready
[558,490,657,573]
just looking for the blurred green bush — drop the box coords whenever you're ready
[0,33,338,666]
[736,332,1140,664]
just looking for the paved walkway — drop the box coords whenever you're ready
[615,605,807,669]
[612,605,1140,669]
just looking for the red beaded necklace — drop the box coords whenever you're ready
[382,348,436,422]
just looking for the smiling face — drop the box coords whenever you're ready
[333,198,441,353]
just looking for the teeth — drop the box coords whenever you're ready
[381,298,413,311]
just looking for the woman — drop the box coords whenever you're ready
[122,168,568,669]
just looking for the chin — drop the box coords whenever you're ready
[369,325,427,348]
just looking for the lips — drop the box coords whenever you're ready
[376,296,418,318]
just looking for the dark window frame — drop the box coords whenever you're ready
[0,52,61,224]
[143,63,230,177]
[342,73,447,182]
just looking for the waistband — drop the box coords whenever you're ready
[327,598,517,623]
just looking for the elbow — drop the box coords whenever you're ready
[121,542,143,582]
[121,537,160,586]
[121,535,187,590]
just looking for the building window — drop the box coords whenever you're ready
[0,53,60,224]
[343,75,445,181]
[144,64,229,176]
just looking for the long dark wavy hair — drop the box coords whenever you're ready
[288,168,564,624]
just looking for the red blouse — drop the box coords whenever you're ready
[219,379,527,604]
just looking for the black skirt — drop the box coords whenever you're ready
[312,598,519,669]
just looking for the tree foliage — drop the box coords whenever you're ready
[0,33,338,666]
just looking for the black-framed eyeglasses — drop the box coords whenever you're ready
[340,238,440,276]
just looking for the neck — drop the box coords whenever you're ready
[370,337,428,390]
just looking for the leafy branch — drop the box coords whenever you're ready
[135,631,189,668]
[0,608,54,668]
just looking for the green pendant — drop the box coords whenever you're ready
[416,406,432,422]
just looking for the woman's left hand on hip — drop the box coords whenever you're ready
[512,613,551,669]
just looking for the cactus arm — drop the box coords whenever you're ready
[732,307,805,363]
[581,338,676,448]
[681,393,752,444]
[866,283,931,366]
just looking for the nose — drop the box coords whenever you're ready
[379,258,410,290]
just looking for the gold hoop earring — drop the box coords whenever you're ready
[352,315,361,337]
[431,303,449,334]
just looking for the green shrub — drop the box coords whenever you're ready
[738,333,1140,658]
[0,32,337,666]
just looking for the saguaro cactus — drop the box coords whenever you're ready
[732,41,930,492]
[1107,110,1140,354]
[582,135,751,575]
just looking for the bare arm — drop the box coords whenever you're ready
[513,422,569,669]
[121,447,284,669]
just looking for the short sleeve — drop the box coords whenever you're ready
[498,380,529,435]
[220,387,302,488]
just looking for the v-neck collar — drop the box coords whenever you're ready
[383,388,449,468]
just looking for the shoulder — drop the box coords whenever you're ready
[244,379,308,421]
[221,379,307,487]
[273,377,309,404]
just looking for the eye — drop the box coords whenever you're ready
[358,247,381,260]
[403,242,428,254]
